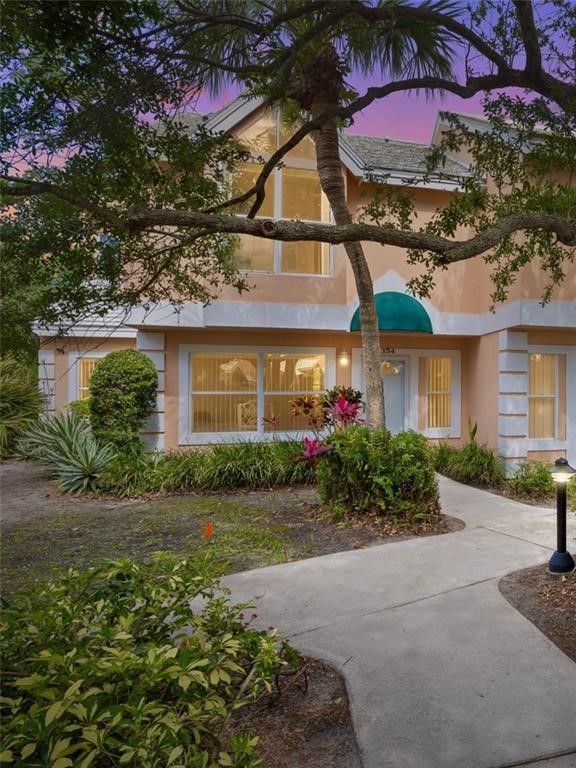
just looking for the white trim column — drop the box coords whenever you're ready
[38,350,55,416]
[137,332,166,452]
[498,330,529,474]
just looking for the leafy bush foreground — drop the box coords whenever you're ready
[0,555,293,768]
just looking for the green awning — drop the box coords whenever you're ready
[350,291,433,334]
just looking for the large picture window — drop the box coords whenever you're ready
[529,353,557,438]
[187,349,329,437]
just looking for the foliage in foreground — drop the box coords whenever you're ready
[316,426,439,520]
[0,554,291,768]
[89,349,158,452]
[0,354,43,457]
[17,412,116,494]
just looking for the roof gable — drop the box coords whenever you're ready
[176,96,471,188]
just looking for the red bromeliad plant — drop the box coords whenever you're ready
[289,395,326,431]
[294,436,332,466]
[327,394,363,429]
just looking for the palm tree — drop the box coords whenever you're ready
[154,0,459,428]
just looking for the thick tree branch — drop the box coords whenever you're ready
[125,208,576,262]
[1,176,126,230]
[206,70,549,219]
[513,0,543,77]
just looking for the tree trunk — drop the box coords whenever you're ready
[308,95,385,429]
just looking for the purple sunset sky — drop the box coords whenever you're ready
[195,78,487,145]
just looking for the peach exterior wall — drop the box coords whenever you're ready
[525,329,576,345]
[464,332,500,449]
[40,337,136,413]
[216,109,576,314]
[346,178,493,313]
[162,327,481,451]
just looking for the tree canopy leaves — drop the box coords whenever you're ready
[1,0,575,332]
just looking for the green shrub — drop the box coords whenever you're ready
[202,440,313,490]
[316,426,439,520]
[98,450,174,497]
[0,354,43,457]
[97,440,314,497]
[438,440,505,487]
[17,412,116,494]
[508,462,555,499]
[0,554,291,767]
[434,424,505,488]
[432,441,458,474]
[89,349,157,451]
[67,397,91,420]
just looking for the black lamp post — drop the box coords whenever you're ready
[548,457,576,574]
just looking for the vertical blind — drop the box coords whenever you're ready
[78,358,99,399]
[528,354,556,438]
[427,358,452,429]
[190,352,326,434]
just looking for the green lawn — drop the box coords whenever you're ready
[1,495,311,595]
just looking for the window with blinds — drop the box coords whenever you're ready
[78,358,99,399]
[427,357,452,429]
[263,353,325,431]
[189,351,326,434]
[529,354,556,438]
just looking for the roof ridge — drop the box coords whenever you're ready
[346,132,432,148]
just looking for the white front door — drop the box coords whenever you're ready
[382,359,406,434]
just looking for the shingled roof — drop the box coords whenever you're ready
[344,134,469,178]
[172,102,471,181]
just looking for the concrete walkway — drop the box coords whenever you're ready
[224,477,576,768]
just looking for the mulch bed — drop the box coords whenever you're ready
[232,658,361,768]
[499,564,576,663]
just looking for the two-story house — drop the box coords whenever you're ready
[36,98,576,471]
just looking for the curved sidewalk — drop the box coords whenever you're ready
[223,477,576,768]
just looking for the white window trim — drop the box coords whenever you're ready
[67,351,108,404]
[423,353,461,439]
[232,109,334,278]
[526,344,575,454]
[178,345,336,445]
[351,347,461,438]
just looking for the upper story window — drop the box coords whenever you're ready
[231,110,331,276]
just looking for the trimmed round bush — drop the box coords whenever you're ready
[316,426,439,520]
[89,349,157,451]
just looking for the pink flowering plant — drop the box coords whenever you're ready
[294,436,332,465]
[293,386,364,467]
[326,394,363,429]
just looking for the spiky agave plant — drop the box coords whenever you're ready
[18,412,116,494]
[0,354,43,457]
